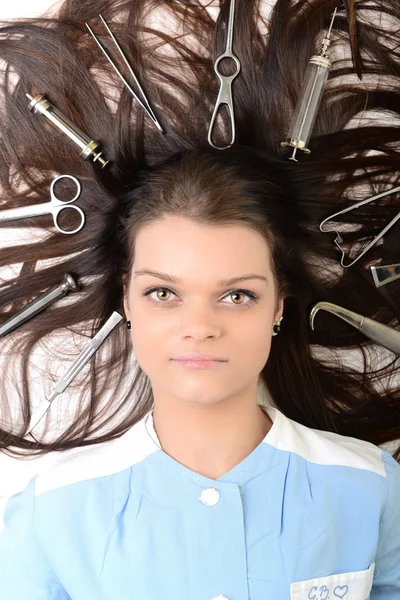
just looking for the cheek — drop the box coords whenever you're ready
[231,320,274,368]
[128,306,169,363]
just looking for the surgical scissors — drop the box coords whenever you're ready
[0,174,85,235]
[319,184,400,268]
[208,0,241,150]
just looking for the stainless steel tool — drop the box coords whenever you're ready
[281,8,338,161]
[310,301,400,355]
[27,93,110,168]
[0,174,85,235]
[319,184,400,268]
[208,0,241,150]
[27,311,123,434]
[0,273,79,337]
[86,14,164,134]
[370,263,400,287]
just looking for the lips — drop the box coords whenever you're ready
[173,354,226,361]
[172,357,226,370]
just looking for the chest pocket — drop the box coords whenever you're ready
[290,562,375,600]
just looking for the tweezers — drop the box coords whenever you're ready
[86,14,164,134]
[319,184,400,268]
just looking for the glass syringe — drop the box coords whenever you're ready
[281,7,338,161]
[26,93,110,168]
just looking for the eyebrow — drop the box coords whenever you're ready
[134,269,268,286]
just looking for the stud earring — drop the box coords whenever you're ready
[126,320,131,330]
[272,316,283,336]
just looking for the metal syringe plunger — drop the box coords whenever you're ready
[26,93,110,168]
[281,8,338,162]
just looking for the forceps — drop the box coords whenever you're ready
[0,174,85,235]
[208,0,241,150]
[86,14,164,134]
[319,184,400,268]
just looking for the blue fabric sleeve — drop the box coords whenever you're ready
[0,475,70,600]
[371,450,400,599]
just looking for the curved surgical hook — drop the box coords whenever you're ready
[309,301,400,355]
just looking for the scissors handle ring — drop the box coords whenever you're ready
[50,174,84,234]
[50,174,81,204]
[53,205,86,235]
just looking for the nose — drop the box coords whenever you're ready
[178,303,222,338]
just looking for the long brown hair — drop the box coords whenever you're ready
[0,0,399,460]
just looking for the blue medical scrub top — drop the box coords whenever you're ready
[0,404,399,600]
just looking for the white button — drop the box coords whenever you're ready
[199,487,220,506]
[211,596,230,600]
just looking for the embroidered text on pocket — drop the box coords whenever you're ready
[290,562,375,600]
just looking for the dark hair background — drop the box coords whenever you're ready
[0,0,399,460]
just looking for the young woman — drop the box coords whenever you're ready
[0,1,399,598]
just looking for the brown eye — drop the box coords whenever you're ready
[156,289,171,301]
[230,292,246,304]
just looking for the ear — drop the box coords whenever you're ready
[122,276,131,321]
[123,295,130,321]
[274,296,285,322]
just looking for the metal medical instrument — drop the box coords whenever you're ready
[85,14,164,134]
[370,263,400,287]
[281,8,337,161]
[0,273,78,338]
[26,93,110,168]
[207,0,241,150]
[319,184,400,268]
[309,301,400,355]
[27,311,123,434]
[0,174,85,235]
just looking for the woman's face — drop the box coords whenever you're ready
[123,215,284,407]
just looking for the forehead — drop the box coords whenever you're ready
[133,216,271,281]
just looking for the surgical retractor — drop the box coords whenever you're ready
[26,93,110,168]
[0,273,79,337]
[281,7,338,162]
[309,301,400,355]
[318,184,400,268]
